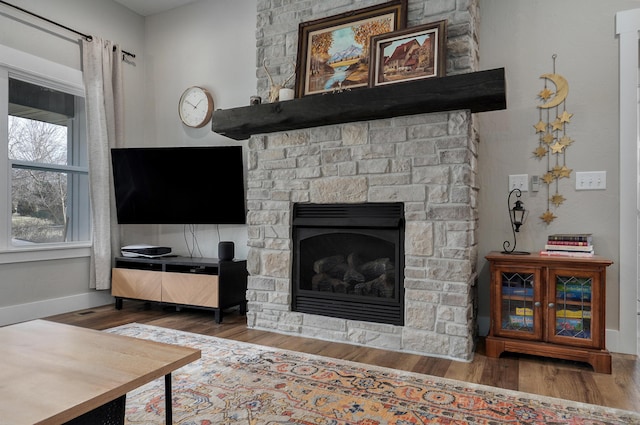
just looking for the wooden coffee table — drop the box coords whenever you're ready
[0,320,200,424]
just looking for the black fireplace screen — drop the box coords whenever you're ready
[292,203,404,325]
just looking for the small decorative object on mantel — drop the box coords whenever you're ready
[502,188,530,255]
[250,95,261,105]
[279,88,295,101]
[533,54,574,224]
[263,59,296,103]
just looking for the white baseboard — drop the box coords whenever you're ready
[605,328,622,354]
[0,291,114,327]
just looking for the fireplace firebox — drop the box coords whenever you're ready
[292,203,405,325]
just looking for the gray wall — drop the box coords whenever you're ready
[131,0,256,260]
[477,0,637,350]
[0,0,256,324]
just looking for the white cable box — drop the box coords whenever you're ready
[121,244,172,258]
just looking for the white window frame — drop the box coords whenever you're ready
[0,43,90,263]
[616,8,640,356]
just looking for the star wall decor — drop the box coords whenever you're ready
[559,135,574,147]
[551,118,564,132]
[540,210,557,224]
[542,172,555,185]
[542,133,555,144]
[558,165,572,178]
[533,146,548,158]
[538,87,553,100]
[559,110,573,123]
[550,141,565,154]
[534,120,547,133]
[551,193,566,207]
[534,54,574,224]
[552,164,564,177]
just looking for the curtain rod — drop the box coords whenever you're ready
[0,0,136,59]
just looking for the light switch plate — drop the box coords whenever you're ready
[576,171,606,190]
[508,174,528,192]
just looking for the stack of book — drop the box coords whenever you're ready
[540,233,594,257]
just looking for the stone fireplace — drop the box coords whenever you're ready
[244,0,481,361]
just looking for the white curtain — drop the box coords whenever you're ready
[82,37,124,290]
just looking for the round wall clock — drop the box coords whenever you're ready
[178,86,214,128]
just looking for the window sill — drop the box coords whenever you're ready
[0,243,92,264]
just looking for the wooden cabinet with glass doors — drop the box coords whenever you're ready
[485,252,613,373]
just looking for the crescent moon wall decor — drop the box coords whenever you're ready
[538,73,569,109]
[533,54,574,225]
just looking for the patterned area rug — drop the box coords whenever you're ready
[107,323,640,424]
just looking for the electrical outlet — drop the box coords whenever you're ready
[576,171,606,190]
[508,174,528,192]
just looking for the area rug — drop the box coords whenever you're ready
[107,323,640,424]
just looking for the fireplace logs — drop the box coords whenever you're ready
[311,253,395,298]
[311,254,395,298]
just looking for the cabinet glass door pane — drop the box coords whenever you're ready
[555,275,592,339]
[501,271,535,333]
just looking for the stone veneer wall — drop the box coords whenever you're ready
[247,0,480,361]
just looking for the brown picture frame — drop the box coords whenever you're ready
[369,20,447,87]
[295,0,407,98]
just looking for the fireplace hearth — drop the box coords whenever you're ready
[292,203,404,325]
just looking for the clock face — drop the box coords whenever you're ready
[178,86,213,128]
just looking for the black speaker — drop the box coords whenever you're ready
[218,241,234,260]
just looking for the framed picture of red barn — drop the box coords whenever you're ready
[369,20,447,87]
[295,0,407,97]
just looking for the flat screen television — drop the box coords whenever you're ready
[111,146,246,224]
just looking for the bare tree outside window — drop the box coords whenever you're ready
[9,116,69,243]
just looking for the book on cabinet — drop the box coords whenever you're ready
[544,244,593,252]
[548,233,593,242]
[543,233,594,257]
[540,250,594,258]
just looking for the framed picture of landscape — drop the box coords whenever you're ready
[369,20,447,87]
[295,0,407,97]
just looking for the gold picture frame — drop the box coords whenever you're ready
[295,0,407,97]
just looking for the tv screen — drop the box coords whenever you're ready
[111,146,246,224]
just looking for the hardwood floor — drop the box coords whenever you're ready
[45,301,640,413]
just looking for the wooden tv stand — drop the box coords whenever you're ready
[112,256,248,323]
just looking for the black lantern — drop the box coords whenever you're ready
[502,188,530,255]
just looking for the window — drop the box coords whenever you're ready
[0,44,90,261]
[7,78,89,245]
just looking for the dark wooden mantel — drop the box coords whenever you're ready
[212,67,506,140]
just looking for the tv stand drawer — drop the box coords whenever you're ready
[162,272,219,308]
[112,268,162,301]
